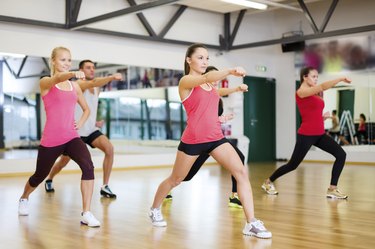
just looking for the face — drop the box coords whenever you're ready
[53,50,71,73]
[186,47,209,75]
[304,69,318,86]
[81,62,95,80]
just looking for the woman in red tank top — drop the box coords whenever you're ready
[149,43,272,239]
[262,67,351,199]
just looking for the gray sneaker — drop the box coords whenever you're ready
[243,219,272,239]
[149,208,167,227]
[18,198,29,216]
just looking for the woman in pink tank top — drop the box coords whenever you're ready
[149,43,272,239]
[18,47,100,227]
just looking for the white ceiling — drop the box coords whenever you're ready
[177,0,324,14]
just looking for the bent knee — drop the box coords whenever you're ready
[232,167,248,181]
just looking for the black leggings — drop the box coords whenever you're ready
[183,141,245,193]
[28,138,95,187]
[269,134,346,186]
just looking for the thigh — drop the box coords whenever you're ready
[315,134,344,155]
[210,142,243,173]
[91,134,112,152]
[65,138,92,165]
[170,150,199,181]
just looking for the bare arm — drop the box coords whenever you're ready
[179,67,246,90]
[40,71,84,95]
[73,81,90,130]
[77,73,123,91]
[297,77,351,98]
[218,84,248,97]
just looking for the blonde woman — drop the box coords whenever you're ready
[18,47,100,227]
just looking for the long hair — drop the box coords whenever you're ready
[49,46,70,76]
[184,43,207,75]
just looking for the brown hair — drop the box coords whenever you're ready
[184,43,207,75]
[299,66,316,83]
[49,46,70,76]
[79,59,95,69]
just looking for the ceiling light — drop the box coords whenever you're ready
[221,0,268,10]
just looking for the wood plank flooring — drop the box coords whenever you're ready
[0,161,374,249]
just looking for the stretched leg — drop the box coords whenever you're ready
[65,138,95,212]
[230,144,245,193]
[269,134,316,182]
[91,135,114,186]
[314,134,346,187]
[183,153,210,181]
[151,151,199,208]
[210,142,272,238]
[46,155,71,180]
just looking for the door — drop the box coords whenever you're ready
[243,76,276,162]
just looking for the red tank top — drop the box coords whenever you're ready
[296,93,325,135]
[181,85,224,144]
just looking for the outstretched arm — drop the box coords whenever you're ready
[40,71,85,95]
[179,67,246,90]
[297,77,351,98]
[218,84,248,97]
[77,73,123,91]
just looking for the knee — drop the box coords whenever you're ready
[103,144,114,156]
[336,149,346,161]
[232,167,248,181]
[168,176,183,188]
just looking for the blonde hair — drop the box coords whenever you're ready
[49,46,71,76]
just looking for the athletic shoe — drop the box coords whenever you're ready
[81,211,101,227]
[149,208,167,227]
[326,188,348,199]
[18,199,29,216]
[228,193,243,208]
[100,185,117,198]
[261,180,278,195]
[242,219,272,239]
[165,192,173,200]
[45,180,55,192]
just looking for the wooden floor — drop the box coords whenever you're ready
[0,161,374,249]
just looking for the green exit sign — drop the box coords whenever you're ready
[255,65,267,72]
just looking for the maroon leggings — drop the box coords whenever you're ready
[28,138,95,187]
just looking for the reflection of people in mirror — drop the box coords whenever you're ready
[262,66,351,199]
[354,113,368,144]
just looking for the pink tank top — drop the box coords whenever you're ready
[40,81,80,147]
[296,93,325,135]
[181,85,224,144]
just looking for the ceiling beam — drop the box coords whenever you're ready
[69,0,180,30]
[319,0,339,32]
[298,0,319,33]
[158,5,187,38]
[229,9,246,48]
[127,0,157,37]
[231,24,375,50]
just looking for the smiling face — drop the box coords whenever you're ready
[303,69,318,87]
[51,48,71,75]
[185,45,209,75]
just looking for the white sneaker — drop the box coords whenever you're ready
[18,198,29,216]
[243,219,272,239]
[81,211,101,227]
[149,208,167,227]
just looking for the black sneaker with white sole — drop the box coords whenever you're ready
[45,180,55,192]
[100,185,117,198]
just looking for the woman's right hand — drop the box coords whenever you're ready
[230,67,246,77]
[341,77,352,83]
[74,71,85,80]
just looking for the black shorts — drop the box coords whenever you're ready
[178,138,229,156]
[81,130,103,148]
